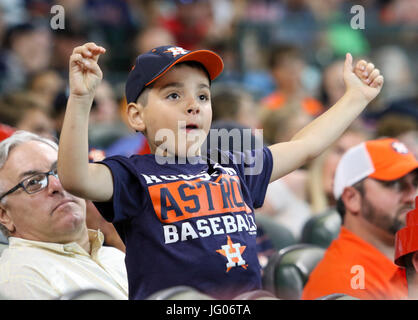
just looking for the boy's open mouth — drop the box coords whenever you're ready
[185,124,199,132]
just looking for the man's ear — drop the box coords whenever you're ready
[341,186,362,217]
[412,251,418,273]
[0,204,15,235]
[126,102,146,132]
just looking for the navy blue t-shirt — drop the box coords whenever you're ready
[94,147,273,299]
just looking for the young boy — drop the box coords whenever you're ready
[58,42,384,299]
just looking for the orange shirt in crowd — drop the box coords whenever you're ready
[261,92,324,116]
[302,227,408,300]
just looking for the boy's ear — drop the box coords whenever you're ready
[0,205,15,235]
[126,102,146,132]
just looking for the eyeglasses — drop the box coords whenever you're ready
[0,168,58,201]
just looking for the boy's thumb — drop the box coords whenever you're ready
[344,53,353,73]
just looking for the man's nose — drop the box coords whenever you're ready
[47,173,64,195]
[402,180,417,204]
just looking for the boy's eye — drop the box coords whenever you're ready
[199,94,209,101]
[167,93,180,100]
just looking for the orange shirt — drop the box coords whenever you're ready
[261,92,324,116]
[302,227,408,300]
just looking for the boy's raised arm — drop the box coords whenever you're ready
[268,53,384,183]
[58,42,114,201]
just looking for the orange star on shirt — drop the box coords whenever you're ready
[216,236,248,272]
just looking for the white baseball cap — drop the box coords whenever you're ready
[333,138,418,199]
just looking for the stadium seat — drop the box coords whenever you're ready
[233,290,279,300]
[262,244,325,300]
[255,215,296,250]
[57,288,116,300]
[316,293,360,300]
[300,209,341,248]
[146,286,215,300]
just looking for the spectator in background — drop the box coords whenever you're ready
[308,124,370,213]
[88,80,132,150]
[0,131,128,299]
[203,84,262,154]
[0,22,51,93]
[261,44,324,117]
[256,105,313,239]
[133,26,176,55]
[395,196,418,300]
[303,138,418,300]
[0,91,55,140]
[51,90,74,138]
[319,59,346,108]
[210,84,260,134]
[51,24,88,75]
[371,46,415,109]
[380,0,418,25]
[159,0,215,50]
[27,69,64,111]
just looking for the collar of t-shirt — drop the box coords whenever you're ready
[8,229,104,261]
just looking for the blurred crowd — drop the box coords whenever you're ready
[0,0,417,299]
[0,0,417,239]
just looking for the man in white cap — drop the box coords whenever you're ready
[303,137,418,300]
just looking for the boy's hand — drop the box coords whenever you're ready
[69,42,106,98]
[343,53,384,103]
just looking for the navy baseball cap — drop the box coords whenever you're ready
[125,45,224,104]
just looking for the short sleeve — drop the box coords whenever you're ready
[93,156,145,224]
[241,146,273,208]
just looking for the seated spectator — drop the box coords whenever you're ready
[27,69,65,110]
[395,196,418,299]
[203,84,262,154]
[308,123,370,213]
[261,44,324,117]
[159,0,216,50]
[303,138,417,300]
[133,26,176,55]
[256,105,313,239]
[319,59,346,108]
[88,80,132,150]
[0,91,55,140]
[0,22,51,93]
[0,131,128,299]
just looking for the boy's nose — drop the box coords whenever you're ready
[187,99,200,114]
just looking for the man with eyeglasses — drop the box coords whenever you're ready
[302,138,418,300]
[0,131,128,299]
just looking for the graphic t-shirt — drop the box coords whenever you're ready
[94,148,273,299]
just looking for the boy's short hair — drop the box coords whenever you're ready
[126,45,224,104]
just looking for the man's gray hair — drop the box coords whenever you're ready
[0,131,58,171]
[0,131,58,238]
